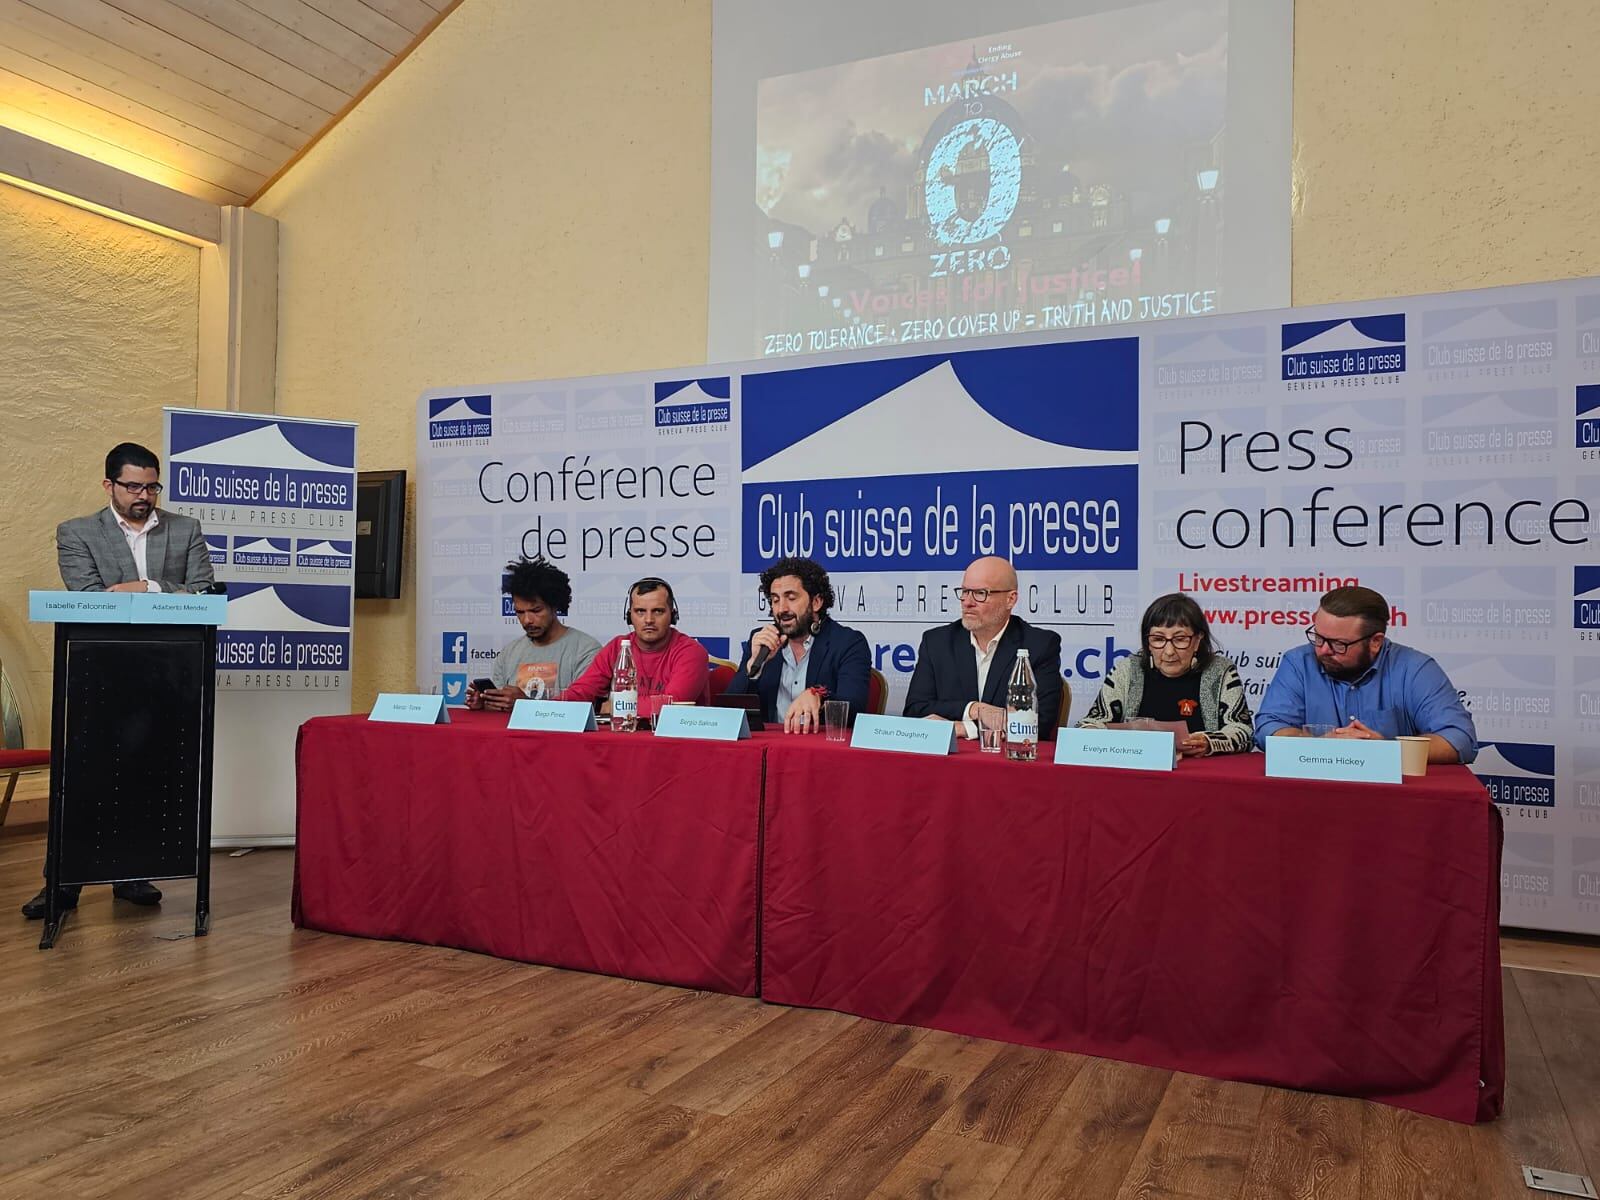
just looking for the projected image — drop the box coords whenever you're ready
[753,0,1228,359]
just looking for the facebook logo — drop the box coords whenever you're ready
[442,631,468,664]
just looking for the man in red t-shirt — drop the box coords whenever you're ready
[562,577,710,716]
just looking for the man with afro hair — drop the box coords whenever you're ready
[466,556,602,711]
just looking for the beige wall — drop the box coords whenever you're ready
[253,0,711,709]
[1292,1,1600,301]
[0,183,200,742]
[255,0,1600,710]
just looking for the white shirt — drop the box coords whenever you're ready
[961,618,1012,739]
[776,633,814,718]
[110,505,162,592]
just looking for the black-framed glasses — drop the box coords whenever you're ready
[1147,633,1196,650]
[955,585,1014,602]
[112,479,163,496]
[1306,628,1375,655]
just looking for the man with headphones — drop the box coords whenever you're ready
[560,576,711,712]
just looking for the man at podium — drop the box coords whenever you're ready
[56,442,213,596]
[21,442,212,920]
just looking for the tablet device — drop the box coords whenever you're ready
[712,692,765,731]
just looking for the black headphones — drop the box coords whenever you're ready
[623,577,679,626]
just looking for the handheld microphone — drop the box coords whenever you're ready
[748,621,784,675]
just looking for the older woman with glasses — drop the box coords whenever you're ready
[1078,592,1254,756]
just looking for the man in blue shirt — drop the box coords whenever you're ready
[1254,586,1477,764]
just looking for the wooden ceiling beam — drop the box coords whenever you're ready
[0,122,222,241]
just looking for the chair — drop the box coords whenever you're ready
[707,656,738,702]
[1056,678,1073,737]
[866,668,889,715]
[1,750,50,826]
[1,665,48,827]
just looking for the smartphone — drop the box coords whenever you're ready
[470,678,495,693]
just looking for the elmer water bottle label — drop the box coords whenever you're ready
[1007,710,1037,743]
[612,689,638,720]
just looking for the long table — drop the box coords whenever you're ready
[760,738,1504,1124]
[293,711,762,996]
[293,712,1504,1123]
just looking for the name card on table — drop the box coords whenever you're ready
[130,592,227,625]
[1265,736,1401,785]
[1054,728,1176,772]
[508,699,597,733]
[653,705,750,741]
[850,714,957,756]
[29,590,131,622]
[369,694,451,725]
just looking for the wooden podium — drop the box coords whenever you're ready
[29,590,222,950]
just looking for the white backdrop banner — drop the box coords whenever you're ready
[418,276,1600,935]
[164,409,357,844]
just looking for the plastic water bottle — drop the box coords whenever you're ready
[1005,649,1037,761]
[612,638,639,732]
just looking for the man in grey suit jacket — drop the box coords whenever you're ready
[23,442,212,920]
[56,449,213,595]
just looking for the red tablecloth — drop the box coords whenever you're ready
[293,711,763,995]
[760,738,1504,1123]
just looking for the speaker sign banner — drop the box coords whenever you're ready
[418,379,741,712]
[164,409,357,844]
[418,275,1600,936]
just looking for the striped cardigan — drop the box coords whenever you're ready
[1078,652,1255,755]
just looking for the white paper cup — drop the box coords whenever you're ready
[1396,735,1430,777]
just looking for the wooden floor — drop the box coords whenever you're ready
[3,827,1598,1200]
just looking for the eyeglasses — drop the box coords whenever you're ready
[1147,633,1196,650]
[112,480,163,496]
[1306,628,1376,655]
[955,586,1014,603]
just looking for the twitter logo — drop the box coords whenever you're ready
[442,673,467,705]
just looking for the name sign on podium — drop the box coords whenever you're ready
[130,592,227,624]
[29,589,227,625]
[653,705,750,741]
[1055,727,1177,772]
[508,699,597,732]
[370,694,451,725]
[29,590,132,622]
[850,714,958,756]
[1265,736,1401,785]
